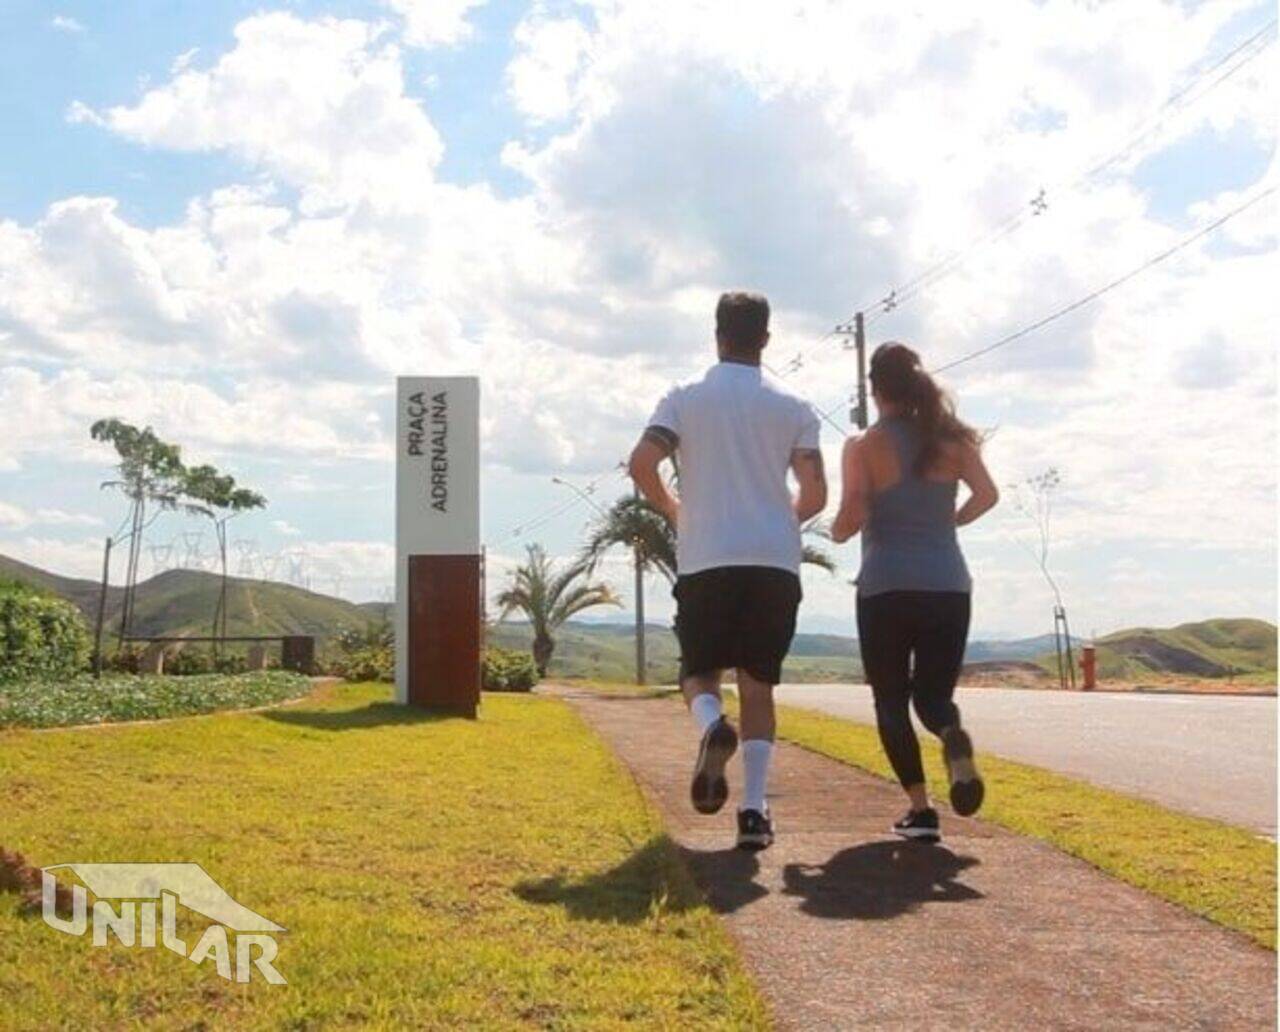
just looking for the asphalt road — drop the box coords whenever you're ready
[775,684,1277,835]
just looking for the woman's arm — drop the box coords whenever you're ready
[830,436,869,543]
[955,442,999,527]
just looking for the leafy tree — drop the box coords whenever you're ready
[90,419,267,666]
[90,419,190,645]
[182,464,266,642]
[496,544,620,676]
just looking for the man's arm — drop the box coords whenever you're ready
[790,447,828,523]
[628,428,680,524]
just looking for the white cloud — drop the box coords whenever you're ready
[2,2,1274,633]
[380,0,487,48]
[49,15,85,34]
[0,501,28,529]
[75,14,444,213]
[271,519,301,536]
[507,9,592,122]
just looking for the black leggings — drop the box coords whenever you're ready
[856,591,971,789]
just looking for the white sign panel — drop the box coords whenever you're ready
[395,376,480,701]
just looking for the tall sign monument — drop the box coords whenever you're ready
[395,377,481,714]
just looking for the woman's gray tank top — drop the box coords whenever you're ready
[857,417,972,597]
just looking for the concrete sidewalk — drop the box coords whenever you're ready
[551,688,1276,1031]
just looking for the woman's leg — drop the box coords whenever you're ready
[908,593,970,736]
[857,593,927,803]
[909,593,984,815]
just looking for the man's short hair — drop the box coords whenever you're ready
[716,291,770,354]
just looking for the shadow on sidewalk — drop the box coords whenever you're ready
[677,846,769,914]
[782,841,982,919]
[514,837,704,923]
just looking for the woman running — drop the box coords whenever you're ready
[831,342,999,843]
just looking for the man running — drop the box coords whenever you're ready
[629,291,827,850]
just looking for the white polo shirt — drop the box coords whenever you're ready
[647,361,821,576]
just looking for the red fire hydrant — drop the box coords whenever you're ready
[1081,645,1097,691]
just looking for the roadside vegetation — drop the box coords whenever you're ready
[766,701,1276,949]
[0,579,91,684]
[0,671,310,729]
[0,682,766,1028]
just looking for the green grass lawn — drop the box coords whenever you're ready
[766,702,1276,949]
[0,671,312,728]
[0,682,766,1029]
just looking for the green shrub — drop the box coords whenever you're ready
[334,622,394,683]
[166,648,249,676]
[0,584,91,683]
[482,647,539,692]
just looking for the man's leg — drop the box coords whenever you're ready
[683,670,724,733]
[686,666,738,814]
[731,568,800,850]
[675,571,740,815]
[736,669,775,816]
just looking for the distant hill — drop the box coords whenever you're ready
[487,623,1081,684]
[0,553,372,641]
[1077,619,1277,680]
[4,553,1273,683]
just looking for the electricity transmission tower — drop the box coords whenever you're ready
[181,531,205,570]
[149,541,175,576]
[232,539,258,577]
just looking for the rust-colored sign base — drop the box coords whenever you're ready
[407,554,480,716]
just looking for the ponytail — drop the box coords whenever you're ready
[868,342,979,475]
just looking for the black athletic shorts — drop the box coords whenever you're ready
[673,565,802,686]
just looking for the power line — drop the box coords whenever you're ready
[489,469,623,549]
[784,19,1276,371]
[488,23,1276,544]
[928,185,1275,376]
[500,180,1272,542]
[876,20,1275,324]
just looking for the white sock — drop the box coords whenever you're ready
[689,693,723,735]
[740,739,773,814]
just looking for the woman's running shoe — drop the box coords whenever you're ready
[892,807,941,843]
[941,726,985,817]
[736,807,775,850]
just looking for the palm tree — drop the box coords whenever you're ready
[582,497,838,578]
[799,518,838,573]
[496,544,621,676]
[581,495,677,583]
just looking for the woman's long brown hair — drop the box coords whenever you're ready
[868,342,980,475]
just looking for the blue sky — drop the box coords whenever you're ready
[0,0,1274,637]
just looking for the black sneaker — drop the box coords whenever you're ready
[941,726,985,817]
[690,717,738,814]
[736,808,774,850]
[892,807,941,843]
